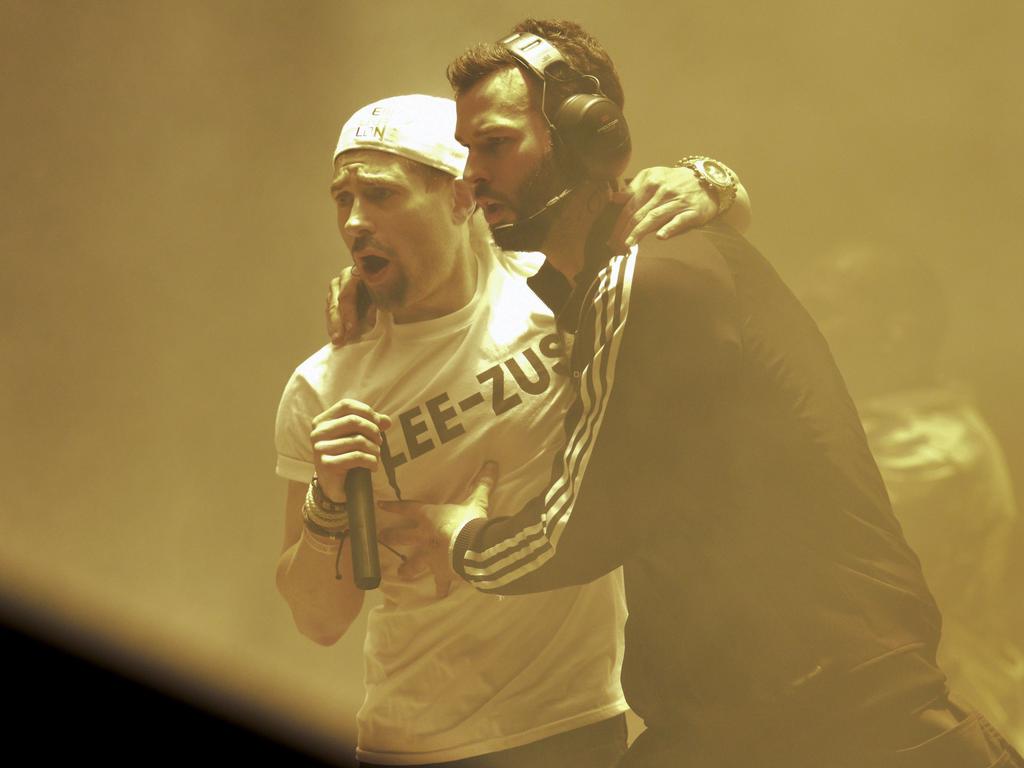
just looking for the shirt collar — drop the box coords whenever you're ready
[525,202,626,332]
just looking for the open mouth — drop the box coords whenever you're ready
[358,254,391,278]
[480,202,510,225]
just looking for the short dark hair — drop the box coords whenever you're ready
[447,18,625,114]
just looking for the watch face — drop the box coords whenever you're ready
[701,160,731,187]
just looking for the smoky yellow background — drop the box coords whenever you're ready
[2,0,1022,761]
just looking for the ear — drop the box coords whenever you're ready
[451,178,475,224]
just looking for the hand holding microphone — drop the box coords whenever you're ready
[310,399,392,589]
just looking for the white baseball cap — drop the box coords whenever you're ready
[333,94,467,178]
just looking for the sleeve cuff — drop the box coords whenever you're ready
[276,455,315,483]
[450,517,489,579]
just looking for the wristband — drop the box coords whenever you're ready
[304,479,350,536]
[311,475,347,513]
[301,526,341,555]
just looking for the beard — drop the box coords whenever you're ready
[352,235,408,310]
[488,150,574,252]
[363,271,408,311]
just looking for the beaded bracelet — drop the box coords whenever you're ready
[304,478,349,532]
[311,475,347,514]
[302,485,349,579]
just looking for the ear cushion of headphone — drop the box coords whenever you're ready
[552,93,631,180]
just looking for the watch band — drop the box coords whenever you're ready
[674,155,738,216]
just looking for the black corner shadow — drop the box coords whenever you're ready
[4,620,357,767]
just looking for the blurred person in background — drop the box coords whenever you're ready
[798,243,1024,751]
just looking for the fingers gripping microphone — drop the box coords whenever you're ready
[345,468,381,589]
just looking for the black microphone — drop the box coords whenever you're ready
[345,467,381,589]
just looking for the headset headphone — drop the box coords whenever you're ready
[501,31,631,181]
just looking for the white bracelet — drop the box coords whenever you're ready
[304,482,350,534]
[301,527,341,555]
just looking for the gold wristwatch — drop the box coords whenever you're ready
[675,155,738,216]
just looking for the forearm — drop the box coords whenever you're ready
[276,532,364,645]
[453,503,621,595]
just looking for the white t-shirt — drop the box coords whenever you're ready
[275,247,627,764]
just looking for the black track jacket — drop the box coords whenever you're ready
[452,208,945,745]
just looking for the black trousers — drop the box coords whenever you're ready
[620,699,1023,768]
[359,712,628,768]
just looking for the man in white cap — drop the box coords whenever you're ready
[276,92,629,768]
[275,94,746,767]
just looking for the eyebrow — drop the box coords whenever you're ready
[455,123,519,146]
[329,169,399,193]
[476,124,517,137]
